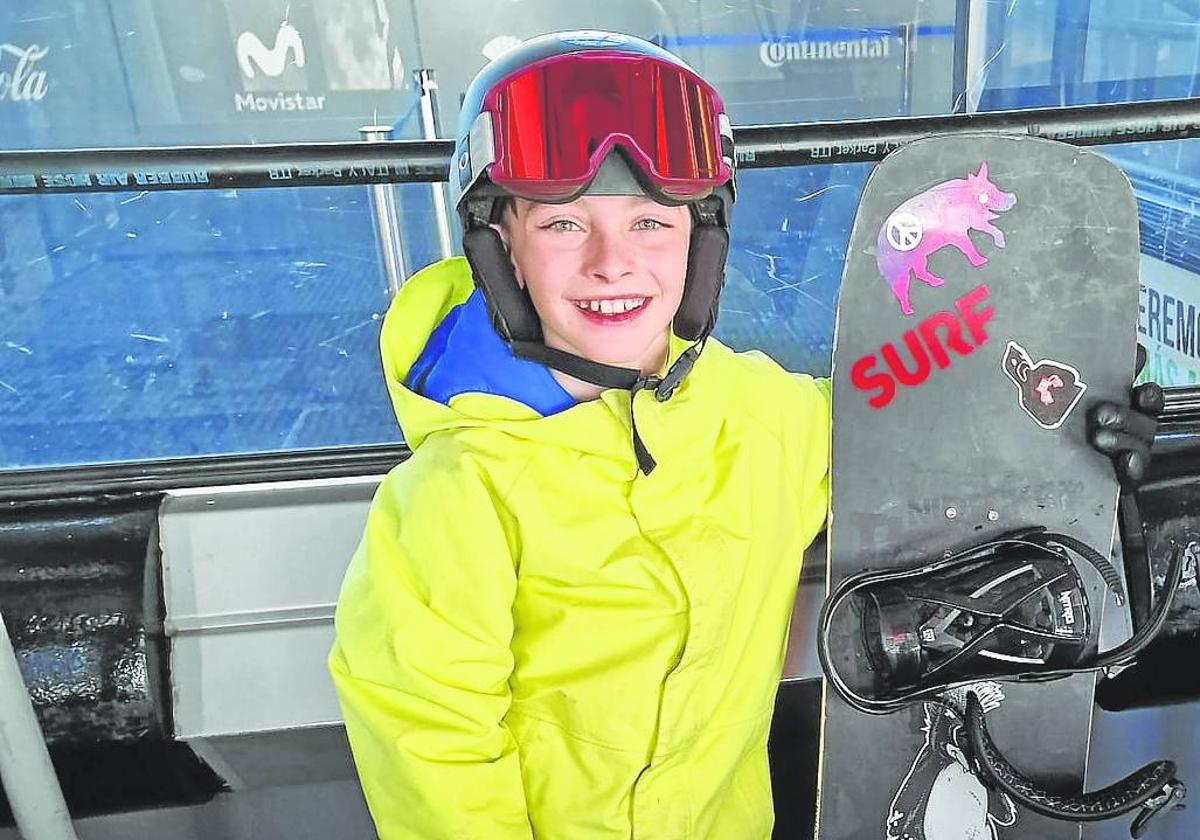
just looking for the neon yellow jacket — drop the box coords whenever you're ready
[329,257,830,839]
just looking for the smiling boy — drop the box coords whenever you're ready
[329,32,831,839]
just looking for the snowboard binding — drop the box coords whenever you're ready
[818,526,1188,836]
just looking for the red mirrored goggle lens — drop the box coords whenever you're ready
[483,52,731,200]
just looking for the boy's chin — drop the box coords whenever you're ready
[551,329,667,375]
[559,343,644,373]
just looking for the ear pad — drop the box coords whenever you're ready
[674,225,730,342]
[462,226,543,343]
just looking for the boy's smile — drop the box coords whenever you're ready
[571,296,649,323]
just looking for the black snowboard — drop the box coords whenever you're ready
[816,133,1139,840]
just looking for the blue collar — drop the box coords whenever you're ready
[405,289,576,416]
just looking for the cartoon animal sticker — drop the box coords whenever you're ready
[1001,341,1088,430]
[876,163,1016,316]
[886,683,1017,840]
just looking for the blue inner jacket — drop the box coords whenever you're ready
[404,289,576,416]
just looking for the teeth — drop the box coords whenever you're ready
[575,297,647,315]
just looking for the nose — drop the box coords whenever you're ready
[582,223,634,283]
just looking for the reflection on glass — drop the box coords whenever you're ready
[978,0,1200,109]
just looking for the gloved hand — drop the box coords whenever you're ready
[1087,346,1164,485]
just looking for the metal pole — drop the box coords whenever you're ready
[359,126,408,298]
[964,0,990,114]
[952,0,972,113]
[899,23,913,116]
[1162,386,1200,414]
[414,68,454,259]
[4,98,1200,194]
[0,609,78,840]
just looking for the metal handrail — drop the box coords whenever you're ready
[0,97,1198,196]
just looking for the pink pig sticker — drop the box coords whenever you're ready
[876,162,1016,316]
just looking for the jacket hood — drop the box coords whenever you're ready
[380,257,697,459]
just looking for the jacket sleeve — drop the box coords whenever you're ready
[328,453,532,840]
[793,373,832,544]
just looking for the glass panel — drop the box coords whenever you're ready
[4,1,1200,470]
[412,0,959,127]
[1098,140,1200,387]
[978,0,1200,109]
[0,187,401,469]
[717,163,871,376]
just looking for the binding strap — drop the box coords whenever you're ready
[965,692,1185,837]
[961,541,1190,837]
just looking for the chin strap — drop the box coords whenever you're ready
[511,340,705,476]
[510,341,642,391]
[964,692,1186,837]
[467,222,716,476]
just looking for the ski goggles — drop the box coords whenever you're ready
[465,51,734,202]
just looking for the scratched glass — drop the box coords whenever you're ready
[2,1,1200,469]
[0,187,402,468]
[976,0,1200,111]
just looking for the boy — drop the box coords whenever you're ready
[329,31,1157,840]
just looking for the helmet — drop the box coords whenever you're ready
[450,30,737,397]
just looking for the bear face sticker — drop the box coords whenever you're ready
[1002,340,1088,430]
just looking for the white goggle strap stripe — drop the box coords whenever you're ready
[452,110,499,211]
[718,112,734,167]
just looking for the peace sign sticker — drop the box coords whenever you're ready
[886,212,924,252]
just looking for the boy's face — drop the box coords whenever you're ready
[494,194,692,376]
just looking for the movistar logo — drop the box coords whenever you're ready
[236,21,306,80]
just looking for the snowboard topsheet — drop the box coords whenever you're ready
[816,133,1140,840]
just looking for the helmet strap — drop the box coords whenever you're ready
[510,340,642,390]
[462,226,542,342]
[463,211,721,476]
[465,219,718,478]
[674,224,729,341]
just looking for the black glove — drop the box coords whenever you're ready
[1087,346,1164,485]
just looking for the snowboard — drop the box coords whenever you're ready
[815,133,1140,840]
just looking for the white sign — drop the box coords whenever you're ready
[1138,254,1200,386]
